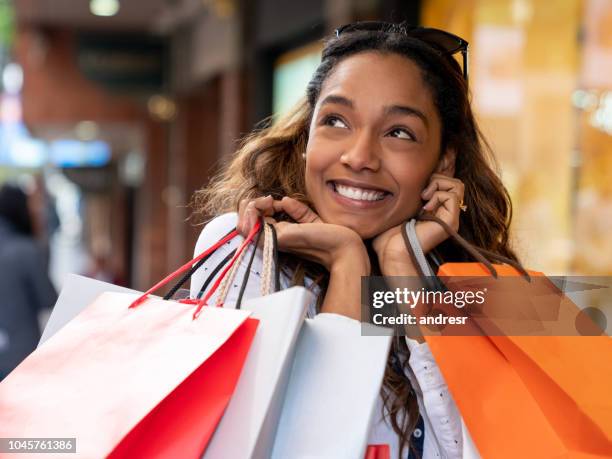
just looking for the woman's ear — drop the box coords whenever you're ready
[435,148,457,177]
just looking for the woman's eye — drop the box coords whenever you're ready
[323,115,348,129]
[388,128,415,141]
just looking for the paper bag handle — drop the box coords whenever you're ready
[162,231,237,301]
[406,211,531,281]
[164,218,280,310]
[196,221,280,312]
[128,220,261,315]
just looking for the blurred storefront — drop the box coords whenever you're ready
[423,0,612,275]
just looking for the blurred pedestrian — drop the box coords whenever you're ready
[0,183,57,381]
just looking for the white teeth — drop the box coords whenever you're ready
[334,183,386,201]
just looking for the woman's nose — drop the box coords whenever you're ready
[339,132,381,171]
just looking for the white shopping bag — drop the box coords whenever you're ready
[40,274,313,459]
[203,286,312,458]
[271,313,393,459]
[39,274,141,346]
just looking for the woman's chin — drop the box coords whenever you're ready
[326,218,389,240]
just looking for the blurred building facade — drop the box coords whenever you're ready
[423,0,612,276]
[3,0,611,292]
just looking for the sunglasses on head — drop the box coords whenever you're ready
[334,21,469,82]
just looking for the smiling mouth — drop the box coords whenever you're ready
[327,181,392,202]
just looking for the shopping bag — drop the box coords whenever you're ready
[0,222,262,459]
[197,220,394,458]
[364,445,391,459]
[203,287,312,458]
[39,273,141,346]
[190,219,313,458]
[40,279,313,459]
[424,262,612,459]
[271,314,393,459]
[36,220,310,459]
[0,292,257,459]
[400,212,612,458]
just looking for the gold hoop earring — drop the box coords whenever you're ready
[302,152,306,160]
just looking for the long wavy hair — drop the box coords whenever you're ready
[193,26,519,458]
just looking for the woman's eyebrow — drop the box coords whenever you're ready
[383,104,428,127]
[320,95,428,127]
[319,94,354,109]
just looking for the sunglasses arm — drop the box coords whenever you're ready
[462,47,469,83]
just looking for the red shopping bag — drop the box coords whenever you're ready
[364,444,390,459]
[424,262,612,459]
[0,222,262,459]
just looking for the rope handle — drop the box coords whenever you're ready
[215,241,250,306]
[192,219,263,318]
[192,220,279,309]
[260,223,273,297]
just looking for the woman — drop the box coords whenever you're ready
[190,21,518,459]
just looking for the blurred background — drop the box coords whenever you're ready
[0,0,611,298]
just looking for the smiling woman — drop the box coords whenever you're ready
[191,21,519,459]
[304,52,449,239]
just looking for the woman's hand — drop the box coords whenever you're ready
[372,174,465,275]
[237,195,370,320]
[416,173,465,252]
[237,196,369,272]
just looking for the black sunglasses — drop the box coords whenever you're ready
[334,21,469,82]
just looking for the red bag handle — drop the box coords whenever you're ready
[191,220,262,318]
[128,220,261,319]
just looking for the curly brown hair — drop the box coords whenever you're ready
[192,26,519,459]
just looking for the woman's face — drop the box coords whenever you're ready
[305,51,452,239]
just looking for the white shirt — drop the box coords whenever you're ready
[190,212,478,459]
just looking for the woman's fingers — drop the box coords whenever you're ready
[237,198,250,235]
[237,195,275,236]
[237,195,320,238]
[415,175,466,253]
[421,174,464,200]
[422,190,461,230]
[415,191,460,253]
[423,190,458,211]
[253,195,276,214]
[273,196,321,223]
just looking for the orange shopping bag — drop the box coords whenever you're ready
[425,262,612,459]
[0,222,262,459]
